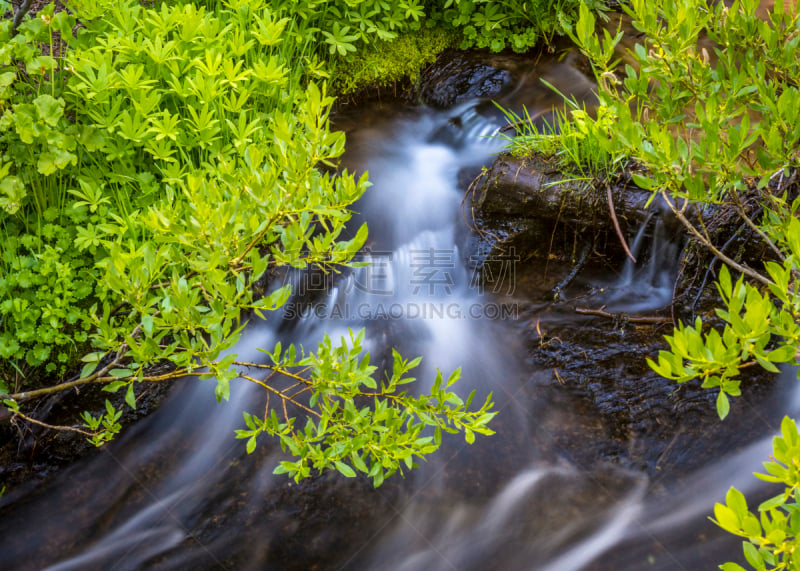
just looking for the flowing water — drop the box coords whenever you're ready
[0,68,794,570]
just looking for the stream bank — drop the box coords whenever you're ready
[0,36,788,571]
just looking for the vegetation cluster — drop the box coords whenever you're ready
[6,0,799,565]
[508,0,800,567]
[0,0,590,484]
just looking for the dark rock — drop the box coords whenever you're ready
[466,153,677,266]
[419,49,514,108]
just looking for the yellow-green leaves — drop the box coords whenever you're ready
[713,418,800,570]
[237,330,495,487]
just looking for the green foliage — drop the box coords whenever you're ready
[713,417,800,571]
[0,0,368,387]
[649,263,800,420]
[429,0,608,52]
[235,330,496,487]
[497,96,627,176]
[529,0,800,567]
[0,0,524,483]
[80,399,123,447]
[538,0,800,413]
[568,0,800,204]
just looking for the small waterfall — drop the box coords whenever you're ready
[603,215,682,312]
[0,87,791,571]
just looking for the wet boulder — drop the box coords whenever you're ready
[466,152,674,263]
[419,49,514,108]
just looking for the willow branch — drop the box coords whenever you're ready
[233,361,313,384]
[240,374,320,417]
[660,191,773,286]
[575,306,670,323]
[10,410,94,437]
[730,191,786,262]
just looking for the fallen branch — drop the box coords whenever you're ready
[575,306,670,323]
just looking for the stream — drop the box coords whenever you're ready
[0,58,795,570]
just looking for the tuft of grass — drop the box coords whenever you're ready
[495,94,627,177]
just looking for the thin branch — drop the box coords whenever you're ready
[607,184,637,263]
[575,306,671,323]
[10,410,94,437]
[660,191,773,286]
[12,0,34,35]
[233,360,313,384]
[552,243,591,302]
[730,191,786,262]
[1,367,188,402]
[240,374,320,418]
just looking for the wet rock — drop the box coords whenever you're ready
[419,49,513,108]
[466,153,679,266]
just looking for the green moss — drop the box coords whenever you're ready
[332,27,458,95]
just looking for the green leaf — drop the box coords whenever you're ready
[717,391,730,420]
[713,503,741,533]
[109,368,133,379]
[742,542,765,571]
[335,461,356,477]
[726,487,749,518]
[767,345,795,363]
[125,383,136,410]
[758,494,786,512]
[102,380,128,393]
[80,361,99,379]
[33,94,65,126]
[631,173,656,190]
[142,314,154,337]
[464,428,475,444]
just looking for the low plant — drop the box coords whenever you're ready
[496,96,627,176]
[713,417,800,571]
[0,0,499,486]
[529,0,800,566]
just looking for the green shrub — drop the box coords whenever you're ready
[0,0,511,484]
[515,0,800,565]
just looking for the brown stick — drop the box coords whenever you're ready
[12,0,34,35]
[660,191,773,287]
[575,306,670,323]
[10,410,94,437]
[607,184,637,263]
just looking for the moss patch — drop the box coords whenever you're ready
[333,27,458,96]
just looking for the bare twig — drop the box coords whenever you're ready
[241,374,320,417]
[552,243,591,302]
[660,191,773,287]
[607,184,637,263]
[575,306,670,323]
[730,191,786,262]
[10,410,94,437]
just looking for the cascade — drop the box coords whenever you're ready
[0,88,790,571]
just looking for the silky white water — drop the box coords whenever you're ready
[0,94,792,571]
